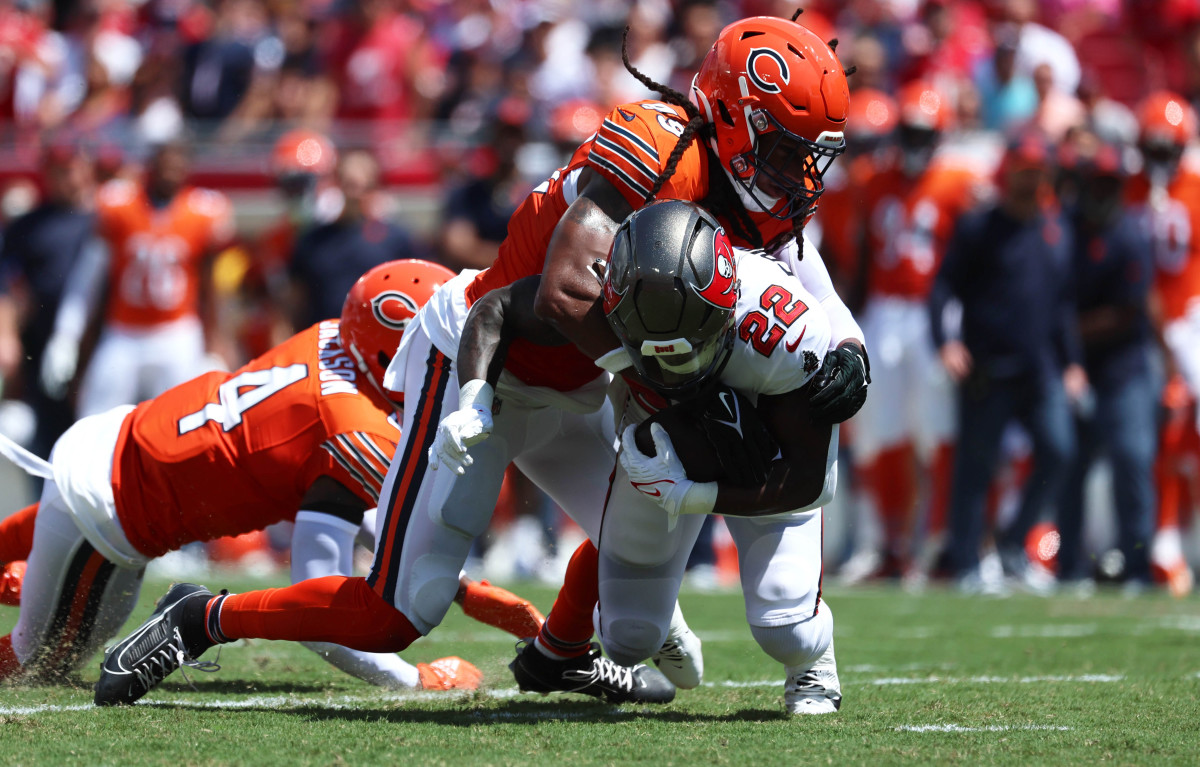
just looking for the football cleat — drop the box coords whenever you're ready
[417,656,483,690]
[94,583,218,706]
[458,576,545,638]
[0,561,25,607]
[785,639,842,715]
[509,640,675,704]
[651,603,703,689]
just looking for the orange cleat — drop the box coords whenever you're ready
[0,561,25,607]
[417,656,483,690]
[459,577,545,638]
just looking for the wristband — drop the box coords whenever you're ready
[458,379,494,412]
[595,347,633,374]
[679,481,718,516]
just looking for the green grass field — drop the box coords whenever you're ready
[1,577,1198,766]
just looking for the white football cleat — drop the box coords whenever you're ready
[651,603,703,689]
[785,639,842,715]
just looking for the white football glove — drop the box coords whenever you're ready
[428,380,495,475]
[40,334,79,400]
[619,423,718,528]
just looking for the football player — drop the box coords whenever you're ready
[41,142,234,416]
[842,81,992,584]
[93,14,865,707]
[0,260,539,691]
[446,201,842,713]
[1128,92,1200,594]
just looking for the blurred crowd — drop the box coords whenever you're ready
[1,0,1199,595]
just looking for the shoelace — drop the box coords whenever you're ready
[787,670,827,694]
[132,628,220,693]
[583,657,634,692]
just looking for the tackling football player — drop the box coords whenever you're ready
[0,260,539,692]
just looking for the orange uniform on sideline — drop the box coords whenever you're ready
[113,320,398,558]
[97,179,233,328]
[862,161,986,300]
[1127,169,1200,323]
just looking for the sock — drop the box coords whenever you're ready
[865,445,916,559]
[0,503,38,563]
[213,576,421,653]
[0,634,19,680]
[926,443,955,536]
[536,539,599,659]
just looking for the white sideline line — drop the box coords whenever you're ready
[990,624,1098,638]
[897,724,1073,733]
[0,673,1137,717]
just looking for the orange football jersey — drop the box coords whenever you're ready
[863,161,986,300]
[97,179,234,328]
[111,320,398,558]
[1127,169,1200,322]
[463,100,795,391]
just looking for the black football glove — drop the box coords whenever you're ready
[809,343,871,424]
[695,384,779,486]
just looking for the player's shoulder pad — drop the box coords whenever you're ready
[733,251,831,396]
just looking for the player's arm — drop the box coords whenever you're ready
[533,169,634,360]
[41,237,110,399]
[431,275,567,475]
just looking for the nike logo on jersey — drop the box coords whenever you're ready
[785,326,807,354]
[631,479,676,497]
[618,108,635,122]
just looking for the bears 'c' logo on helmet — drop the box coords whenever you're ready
[746,48,790,95]
[371,290,419,330]
[696,228,737,310]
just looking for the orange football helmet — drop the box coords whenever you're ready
[273,129,338,176]
[1138,91,1197,148]
[847,87,897,139]
[897,81,950,132]
[340,259,456,404]
[691,16,849,221]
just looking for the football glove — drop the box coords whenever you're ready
[808,343,871,424]
[429,380,494,475]
[40,334,79,400]
[620,424,716,528]
[694,384,779,486]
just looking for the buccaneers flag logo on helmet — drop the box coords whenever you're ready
[695,228,738,309]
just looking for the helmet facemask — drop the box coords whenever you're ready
[624,312,737,400]
[729,108,844,221]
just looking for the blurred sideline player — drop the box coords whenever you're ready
[0,260,537,690]
[450,202,844,714]
[841,81,990,584]
[92,15,868,707]
[41,142,234,417]
[1128,91,1200,594]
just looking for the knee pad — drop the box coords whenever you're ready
[594,600,669,667]
[750,602,833,669]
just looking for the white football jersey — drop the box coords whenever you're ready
[720,249,832,398]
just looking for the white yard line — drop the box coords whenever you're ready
[897,724,1073,733]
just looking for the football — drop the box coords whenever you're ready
[633,403,726,483]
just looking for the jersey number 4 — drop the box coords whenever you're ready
[178,364,308,435]
[738,285,808,357]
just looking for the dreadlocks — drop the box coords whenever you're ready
[620,27,765,250]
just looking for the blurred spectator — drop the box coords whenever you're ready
[286,149,425,330]
[1057,141,1156,591]
[666,0,721,94]
[1126,92,1200,592]
[929,134,1084,594]
[1007,0,1082,96]
[181,0,270,122]
[40,141,234,417]
[440,111,530,271]
[1028,62,1085,142]
[0,145,94,457]
[1077,71,1139,145]
[841,82,989,585]
[975,24,1037,133]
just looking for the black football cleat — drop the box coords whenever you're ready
[94,583,218,706]
[509,640,675,704]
